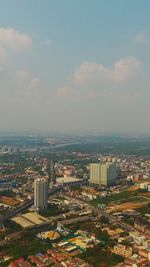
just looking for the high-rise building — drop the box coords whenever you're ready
[89,163,101,186]
[101,164,108,186]
[90,162,116,187]
[34,178,48,211]
[47,158,56,185]
[101,162,116,186]
[49,160,56,184]
[47,144,56,185]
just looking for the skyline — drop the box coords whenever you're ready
[0,1,150,135]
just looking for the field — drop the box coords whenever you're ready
[92,189,150,213]
[0,196,18,206]
[107,200,148,213]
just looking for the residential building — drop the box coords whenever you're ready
[34,178,48,211]
[90,162,116,187]
[89,163,101,186]
[113,244,132,258]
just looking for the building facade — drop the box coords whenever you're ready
[34,178,48,211]
[89,163,101,186]
[90,162,116,187]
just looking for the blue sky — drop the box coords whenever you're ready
[0,0,150,134]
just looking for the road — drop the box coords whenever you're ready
[1,185,63,223]
[1,184,136,232]
[71,196,135,232]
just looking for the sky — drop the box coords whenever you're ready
[0,0,150,135]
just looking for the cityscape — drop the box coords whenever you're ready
[0,1,150,267]
[1,135,150,266]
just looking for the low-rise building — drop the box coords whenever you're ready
[138,248,150,261]
[129,231,145,246]
[113,244,132,258]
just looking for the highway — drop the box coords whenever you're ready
[93,206,134,232]
[1,185,63,223]
[71,196,135,232]
[1,184,135,233]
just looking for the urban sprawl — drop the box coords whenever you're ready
[1,137,150,267]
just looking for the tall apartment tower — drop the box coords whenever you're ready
[101,162,116,186]
[90,163,101,186]
[90,162,116,187]
[34,178,48,211]
[47,144,56,185]
[50,160,56,184]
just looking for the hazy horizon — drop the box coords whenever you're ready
[0,1,150,134]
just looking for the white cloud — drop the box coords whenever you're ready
[0,27,32,49]
[56,86,68,97]
[0,28,32,70]
[29,78,41,90]
[15,70,29,80]
[113,57,140,82]
[56,86,72,97]
[133,33,148,44]
[14,72,41,96]
[57,57,140,97]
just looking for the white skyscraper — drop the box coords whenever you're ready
[34,178,48,211]
[90,162,116,187]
